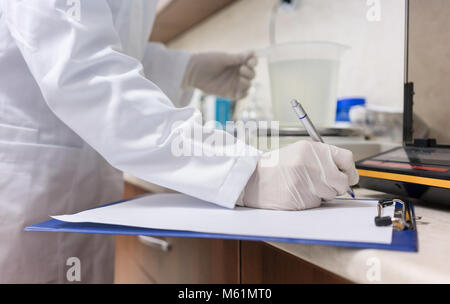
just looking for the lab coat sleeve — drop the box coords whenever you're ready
[142,42,193,107]
[2,0,261,208]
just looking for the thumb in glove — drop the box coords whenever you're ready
[183,51,258,100]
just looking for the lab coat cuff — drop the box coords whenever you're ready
[215,148,261,209]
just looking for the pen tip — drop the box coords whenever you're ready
[348,189,355,199]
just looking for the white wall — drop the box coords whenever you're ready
[168,0,405,116]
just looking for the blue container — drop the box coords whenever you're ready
[335,97,366,122]
[215,97,232,128]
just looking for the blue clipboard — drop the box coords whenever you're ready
[25,197,418,253]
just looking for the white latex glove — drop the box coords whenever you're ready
[182,51,258,100]
[239,141,360,211]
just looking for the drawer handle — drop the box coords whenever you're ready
[138,235,171,252]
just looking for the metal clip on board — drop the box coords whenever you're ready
[374,199,416,231]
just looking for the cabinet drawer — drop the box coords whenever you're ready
[135,236,239,284]
[116,235,239,284]
[241,241,352,284]
[114,235,156,284]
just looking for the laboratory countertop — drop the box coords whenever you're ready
[269,188,450,284]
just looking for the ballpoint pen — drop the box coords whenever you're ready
[291,99,356,198]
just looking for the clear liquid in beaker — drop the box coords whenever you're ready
[269,58,339,127]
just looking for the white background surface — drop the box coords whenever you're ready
[53,193,394,244]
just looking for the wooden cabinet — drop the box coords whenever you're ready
[115,182,240,284]
[115,234,156,284]
[240,242,351,284]
[115,182,351,284]
[115,235,239,284]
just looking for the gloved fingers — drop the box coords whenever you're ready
[278,166,322,210]
[246,55,258,68]
[315,143,356,197]
[239,65,256,80]
[308,172,337,201]
[329,145,360,186]
[280,141,334,204]
[303,143,345,200]
[295,141,349,199]
[326,170,352,197]
[243,52,258,71]
[223,51,257,67]
[292,176,322,209]
[281,167,308,210]
[239,52,257,80]
[234,76,252,100]
[220,53,248,66]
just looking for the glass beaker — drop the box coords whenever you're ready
[259,41,347,128]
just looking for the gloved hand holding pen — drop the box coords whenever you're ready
[238,141,360,211]
[182,51,258,100]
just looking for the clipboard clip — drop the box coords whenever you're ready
[374,199,414,231]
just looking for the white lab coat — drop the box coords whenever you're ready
[0,0,259,283]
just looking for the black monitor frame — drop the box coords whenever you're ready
[403,0,414,145]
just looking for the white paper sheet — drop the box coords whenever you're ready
[53,193,394,244]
